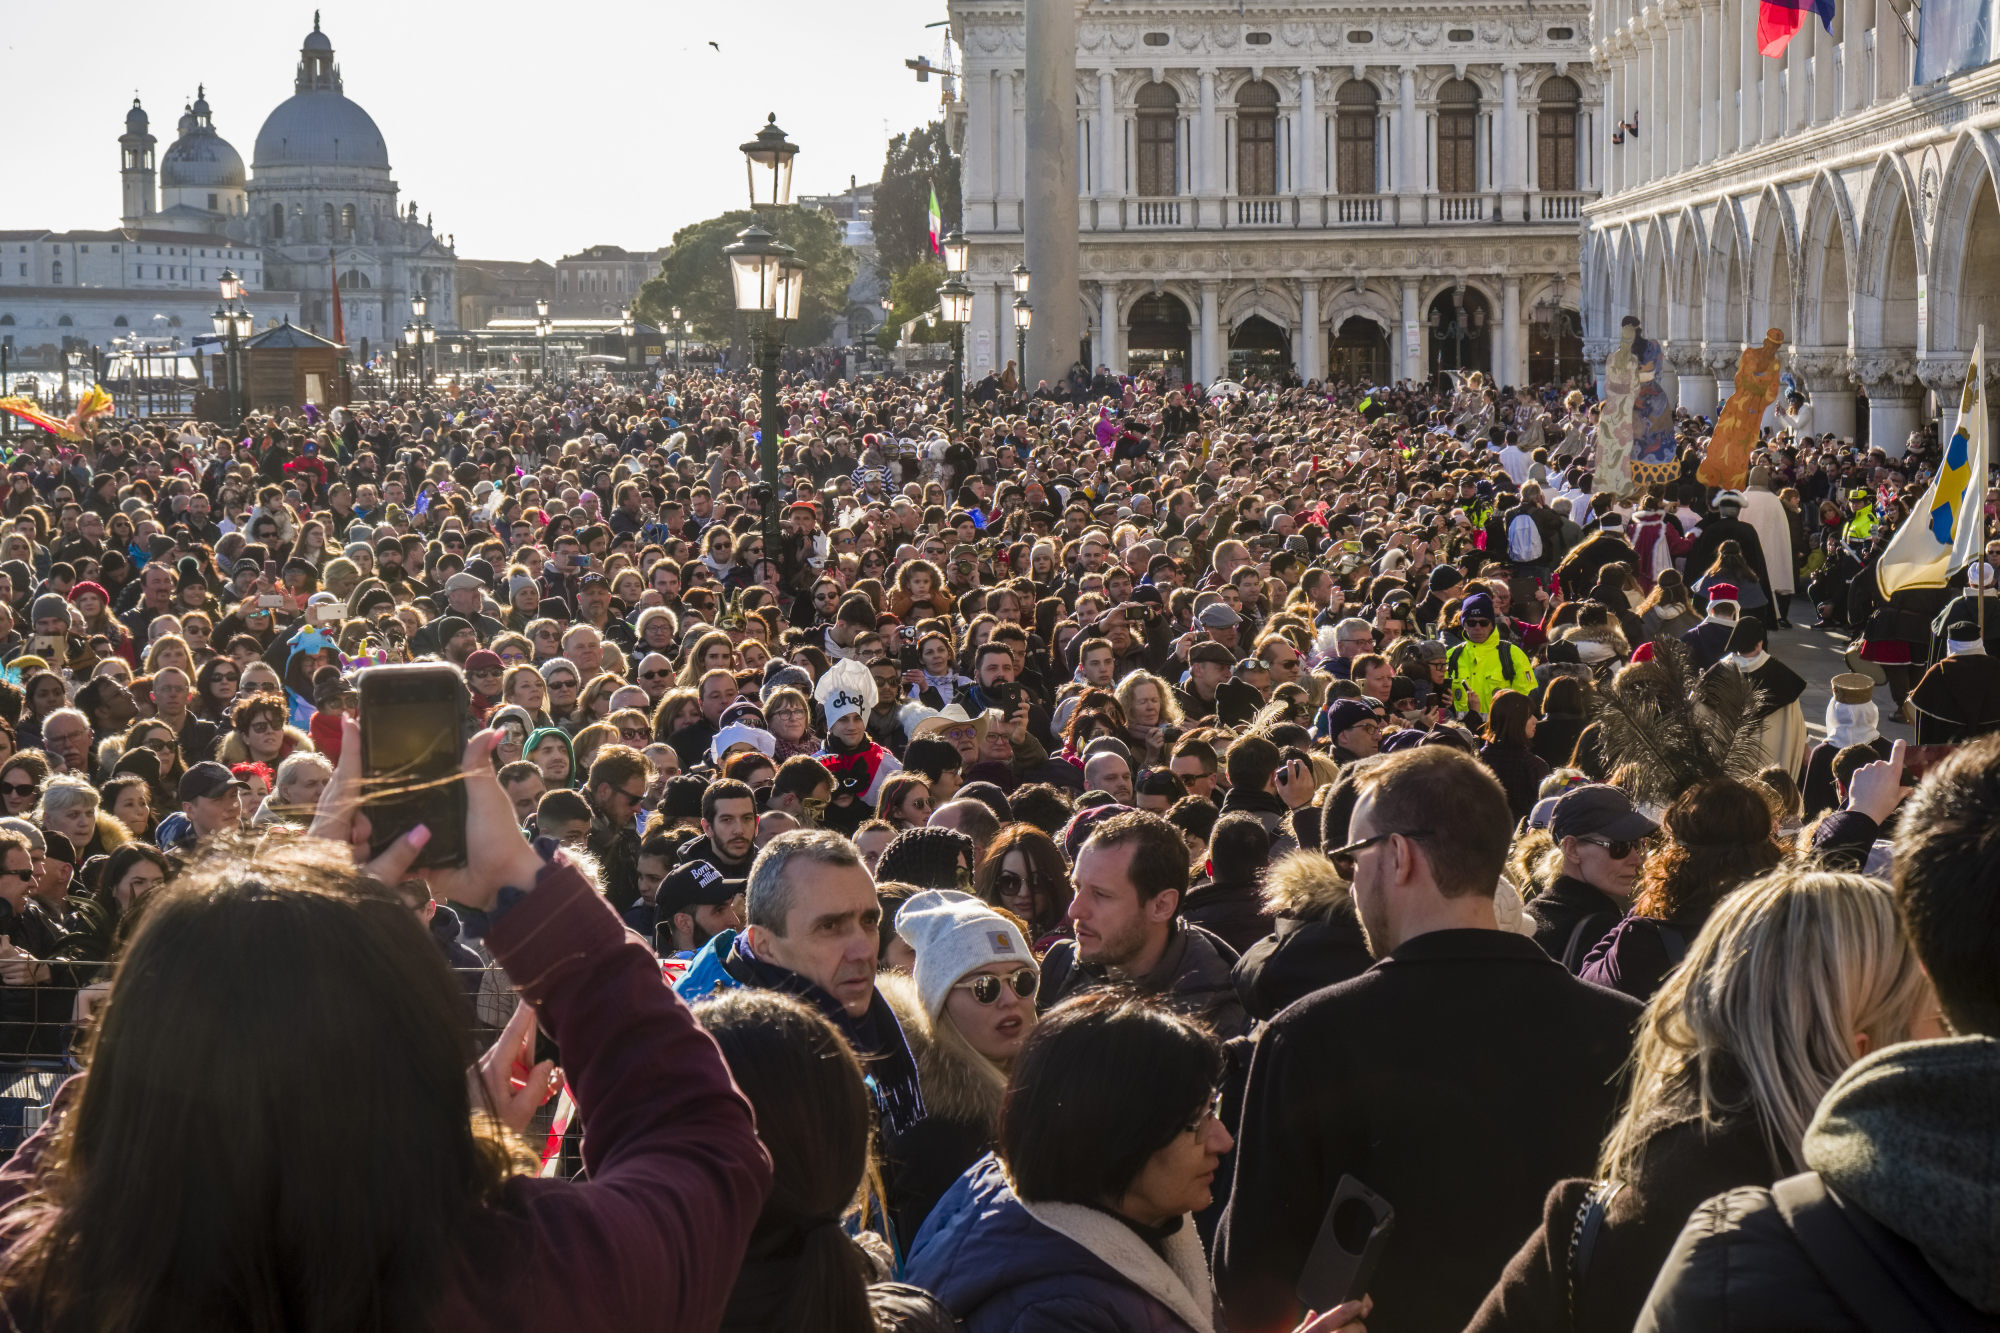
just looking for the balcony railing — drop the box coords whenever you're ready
[1432,193,1489,222]
[1232,196,1290,226]
[1334,195,1387,225]
[1538,192,1587,220]
[1131,198,1185,228]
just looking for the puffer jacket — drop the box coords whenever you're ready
[1635,1036,2000,1331]
[906,1155,1216,1333]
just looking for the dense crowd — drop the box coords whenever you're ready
[0,351,1986,1333]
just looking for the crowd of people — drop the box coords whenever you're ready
[0,349,1987,1333]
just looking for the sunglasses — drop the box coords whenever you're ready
[640,670,670,681]
[951,967,1038,1005]
[1580,835,1645,859]
[0,782,35,798]
[1329,827,1434,874]
[619,727,649,741]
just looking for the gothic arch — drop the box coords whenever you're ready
[1704,197,1751,345]
[1797,170,1859,349]
[1745,186,1799,340]
[1853,153,1926,354]
[1322,281,1399,337]
[1926,130,2000,354]
[1669,206,1708,344]
[1222,281,1300,330]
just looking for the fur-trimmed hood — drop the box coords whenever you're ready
[878,972,1006,1133]
[1556,620,1631,665]
[1259,849,1352,921]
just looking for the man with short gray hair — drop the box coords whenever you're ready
[675,829,924,1136]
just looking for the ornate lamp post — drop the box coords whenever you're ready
[938,274,973,427]
[1012,297,1033,395]
[619,304,636,370]
[725,113,801,558]
[212,268,250,425]
[670,305,683,371]
[1533,276,1583,386]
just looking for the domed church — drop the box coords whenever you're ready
[119,13,457,350]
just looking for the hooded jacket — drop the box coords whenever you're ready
[1036,920,1251,1040]
[1636,1035,2000,1331]
[906,1155,1216,1333]
[1231,852,1373,1022]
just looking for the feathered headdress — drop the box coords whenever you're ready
[1589,634,1768,808]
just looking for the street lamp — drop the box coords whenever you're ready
[1533,277,1582,386]
[535,316,552,379]
[1012,297,1033,392]
[213,267,250,425]
[411,291,428,321]
[535,295,549,320]
[938,273,973,427]
[420,321,436,386]
[942,228,970,277]
[619,304,636,369]
[1011,262,1031,297]
[670,305,683,371]
[726,112,805,559]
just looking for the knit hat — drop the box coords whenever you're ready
[29,594,68,625]
[68,581,110,608]
[894,889,1033,1018]
[523,727,575,783]
[661,773,708,820]
[1059,802,1130,862]
[1323,697,1378,738]
[953,780,1013,823]
[709,723,777,763]
[875,826,977,893]
[1460,591,1496,623]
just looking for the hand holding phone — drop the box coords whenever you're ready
[1297,1176,1393,1316]
[359,664,472,869]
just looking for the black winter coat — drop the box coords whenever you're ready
[1215,929,1641,1333]
[1527,875,1626,973]
[1180,878,1272,955]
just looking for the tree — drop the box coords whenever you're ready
[874,258,951,351]
[873,122,961,277]
[635,207,857,349]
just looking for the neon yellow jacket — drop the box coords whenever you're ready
[1843,504,1877,541]
[1447,634,1536,716]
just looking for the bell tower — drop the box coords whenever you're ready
[120,96,157,226]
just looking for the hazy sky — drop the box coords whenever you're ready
[7,0,954,259]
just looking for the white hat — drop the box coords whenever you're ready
[815,657,877,728]
[709,723,776,764]
[894,889,1033,1018]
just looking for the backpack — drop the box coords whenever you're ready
[1507,510,1545,563]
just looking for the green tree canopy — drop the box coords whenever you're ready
[873,122,961,276]
[874,258,950,351]
[636,207,857,349]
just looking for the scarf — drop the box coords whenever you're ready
[721,937,926,1138]
[1722,649,1770,671]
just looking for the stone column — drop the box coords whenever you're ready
[1583,335,1615,396]
[1708,343,1743,409]
[1857,352,1923,456]
[1672,344,1719,416]
[1921,354,1970,443]
[1633,32,1653,184]
[1794,347,1859,438]
[1297,280,1321,381]
[1812,15,1839,124]
[1699,0,1722,159]
[1787,24,1811,132]
[1500,63,1523,216]
[1097,279,1121,371]
[1400,278,1421,382]
[1398,66,1421,221]
[1023,0,1081,387]
[1298,68,1320,196]
[1663,14,1684,171]
[1740,0,1762,146]
[1501,277,1523,387]
[1682,4,1703,167]
[1198,281,1222,385]
[963,70,994,221]
[997,70,1018,209]
[1843,0,1871,110]
[1716,0,1739,154]
[1096,69,1116,196]
[1877,1,1909,100]
[1198,68,1220,218]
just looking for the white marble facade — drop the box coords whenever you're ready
[948,0,1600,387]
[1582,0,2000,454]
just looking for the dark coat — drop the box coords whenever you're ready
[1579,913,1697,1002]
[1037,920,1250,1040]
[1527,875,1626,973]
[1214,929,1641,1333]
[1531,712,1589,769]
[907,1156,1216,1333]
[1179,879,1272,956]
[1911,653,2000,744]
[1478,740,1550,825]
[1232,903,1372,1023]
[1466,1113,1780,1333]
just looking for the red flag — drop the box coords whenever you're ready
[329,250,346,345]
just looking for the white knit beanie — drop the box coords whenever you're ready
[894,889,1033,1018]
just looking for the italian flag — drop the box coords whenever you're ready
[928,183,942,254]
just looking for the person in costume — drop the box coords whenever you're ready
[1800,673,1891,818]
[1707,618,1808,777]
[814,657,901,834]
[1911,618,2000,745]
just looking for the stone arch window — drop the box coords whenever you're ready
[1135,82,1180,196]
[1538,76,1580,192]
[57,316,73,327]
[321,204,337,243]
[340,269,372,291]
[113,315,129,327]
[50,261,62,285]
[270,204,285,239]
[1437,78,1480,194]
[340,203,357,240]
[1236,80,1279,196]
[1335,81,1380,195]
[0,315,12,326]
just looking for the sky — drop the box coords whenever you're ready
[5,0,955,260]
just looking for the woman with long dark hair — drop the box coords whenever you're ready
[1478,689,1551,825]
[1532,675,1592,770]
[0,719,770,1331]
[973,824,1073,949]
[1580,777,1782,1001]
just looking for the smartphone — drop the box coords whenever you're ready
[1297,1176,1394,1314]
[263,559,280,583]
[257,593,287,609]
[28,635,59,659]
[993,680,1023,718]
[359,663,471,869]
[314,603,344,625]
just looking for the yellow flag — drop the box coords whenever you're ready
[1878,329,1989,599]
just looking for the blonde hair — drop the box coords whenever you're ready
[1599,868,1932,1181]
[1114,670,1184,728]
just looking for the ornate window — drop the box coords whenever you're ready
[1135,82,1180,196]
[1437,78,1480,194]
[1237,81,1279,195]
[1335,80,1379,195]
[271,204,285,239]
[1538,76,1580,192]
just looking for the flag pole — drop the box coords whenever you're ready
[1980,325,1989,641]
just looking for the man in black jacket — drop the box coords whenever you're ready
[1637,735,2000,1331]
[1216,748,1641,1333]
[1529,784,1656,972]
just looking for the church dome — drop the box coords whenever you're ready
[125,98,148,134]
[253,18,390,172]
[161,86,246,190]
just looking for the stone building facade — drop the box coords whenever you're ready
[948,0,1600,386]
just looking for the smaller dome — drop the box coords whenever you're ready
[162,133,247,191]
[125,98,148,132]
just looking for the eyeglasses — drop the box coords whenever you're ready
[951,967,1038,1005]
[1183,1087,1225,1134]
[499,651,528,664]
[612,785,647,805]
[1330,827,1433,873]
[640,670,671,681]
[619,727,649,741]
[0,867,31,882]
[547,677,577,690]
[213,671,240,683]
[0,783,35,798]
[1580,835,1644,859]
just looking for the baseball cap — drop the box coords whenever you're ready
[1549,784,1659,843]
[657,860,746,917]
[179,761,247,804]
